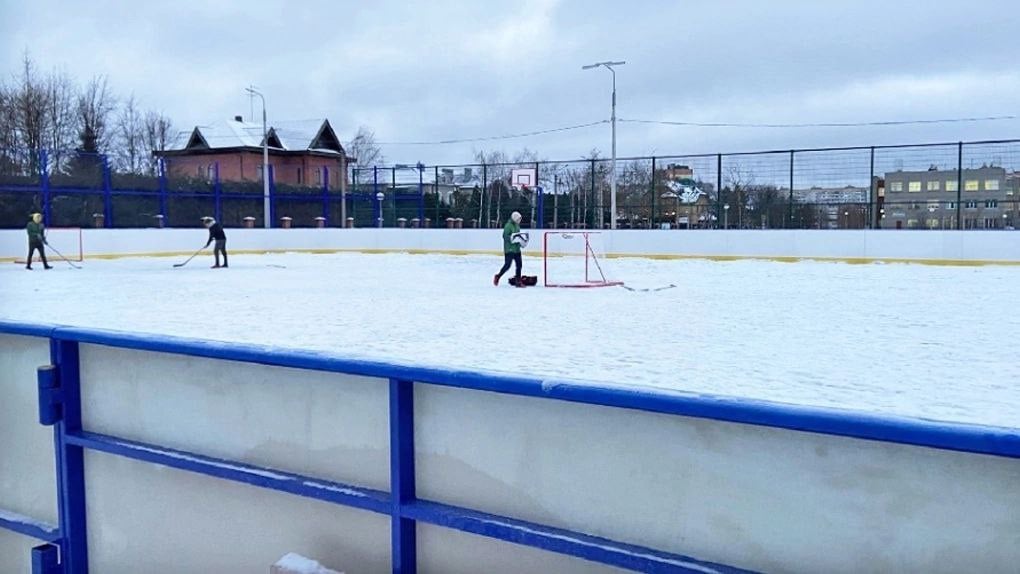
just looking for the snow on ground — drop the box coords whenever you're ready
[1,252,1018,428]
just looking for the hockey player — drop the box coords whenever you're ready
[25,213,52,270]
[493,211,525,287]
[202,216,228,268]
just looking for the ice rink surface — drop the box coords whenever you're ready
[1,252,1017,428]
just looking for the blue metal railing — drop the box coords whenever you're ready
[2,320,1019,573]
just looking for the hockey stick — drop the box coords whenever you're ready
[45,242,82,269]
[173,246,206,268]
[618,283,677,292]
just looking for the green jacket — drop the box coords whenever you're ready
[502,220,521,253]
[26,221,45,243]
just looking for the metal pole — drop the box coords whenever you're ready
[868,147,875,229]
[788,150,794,228]
[245,87,270,228]
[610,67,617,230]
[650,156,656,229]
[716,154,723,228]
[956,142,963,230]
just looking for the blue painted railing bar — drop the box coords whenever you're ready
[0,508,61,543]
[389,379,417,573]
[64,431,391,515]
[51,339,88,574]
[3,320,1019,573]
[402,500,756,574]
[40,325,1020,460]
[32,544,61,574]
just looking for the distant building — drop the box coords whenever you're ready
[157,117,351,190]
[882,166,1013,229]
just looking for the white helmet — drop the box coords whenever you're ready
[510,211,522,223]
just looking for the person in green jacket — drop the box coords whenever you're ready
[493,211,524,287]
[25,213,52,270]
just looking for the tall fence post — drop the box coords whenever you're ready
[269,164,276,227]
[40,149,51,226]
[535,161,542,229]
[213,162,222,223]
[391,166,397,227]
[322,166,330,224]
[788,150,795,228]
[481,164,488,228]
[158,159,168,226]
[417,163,425,223]
[434,166,440,226]
[373,166,381,228]
[102,154,113,228]
[869,147,875,229]
[650,156,656,229]
[50,338,89,573]
[716,154,723,229]
[590,158,597,229]
[957,142,964,230]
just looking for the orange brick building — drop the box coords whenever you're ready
[157,117,351,191]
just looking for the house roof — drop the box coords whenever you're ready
[162,118,346,157]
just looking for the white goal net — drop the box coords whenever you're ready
[542,231,622,288]
[15,227,84,264]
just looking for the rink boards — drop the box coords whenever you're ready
[0,323,1018,574]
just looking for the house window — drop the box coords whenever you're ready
[890,182,904,192]
[909,202,920,210]
[927,202,940,211]
[927,219,939,228]
[965,218,978,229]
[965,201,978,209]
[207,164,216,183]
[927,181,940,191]
[985,179,1000,191]
[315,168,323,186]
[945,180,958,192]
[947,202,956,209]
[965,180,979,191]
[257,164,264,182]
[908,181,921,192]
[907,219,919,228]
[985,200,998,208]
[985,218,1000,229]
[297,167,304,185]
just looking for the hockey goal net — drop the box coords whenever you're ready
[543,231,622,288]
[15,227,84,264]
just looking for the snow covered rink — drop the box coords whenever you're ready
[2,251,1017,429]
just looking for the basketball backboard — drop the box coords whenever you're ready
[510,167,537,190]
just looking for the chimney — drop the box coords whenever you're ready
[234,115,243,122]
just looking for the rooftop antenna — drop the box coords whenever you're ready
[248,84,255,122]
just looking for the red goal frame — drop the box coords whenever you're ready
[542,231,623,288]
[14,226,84,264]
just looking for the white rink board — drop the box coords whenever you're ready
[0,529,37,574]
[415,383,1020,574]
[3,228,1020,263]
[84,451,389,574]
[0,334,58,526]
[79,344,390,491]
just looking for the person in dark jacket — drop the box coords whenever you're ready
[202,216,228,268]
[493,211,524,287]
[25,213,53,270]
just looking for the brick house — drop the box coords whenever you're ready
[157,117,351,191]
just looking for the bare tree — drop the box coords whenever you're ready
[114,93,144,173]
[346,126,384,169]
[76,75,117,154]
[15,52,48,172]
[143,110,174,175]
[43,69,78,172]
[0,82,19,175]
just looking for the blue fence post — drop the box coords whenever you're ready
[214,162,222,223]
[50,338,89,573]
[269,164,276,227]
[101,155,113,228]
[158,159,168,227]
[373,166,381,228]
[535,162,542,229]
[322,166,330,223]
[417,163,425,223]
[31,544,60,574]
[389,379,417,573]
[40,149,51,226]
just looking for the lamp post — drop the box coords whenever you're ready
[1003,212,1008,230]
[844,210,850,229]
[582,60,625,230]
[928,205,935,230]
[245,86,270,229]
[376,191,385,228]
[724,203,730,229]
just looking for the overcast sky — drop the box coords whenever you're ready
[2,0,1018,165]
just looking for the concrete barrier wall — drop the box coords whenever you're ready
[2,327,1018,573]
[2,228,1020,264]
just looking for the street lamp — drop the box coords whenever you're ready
[582,60,625,230]
[661,191,679,228]
[375,191,385,228]
[723,203,730,229]
[844,210,849,229]
[245,86,270,229]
